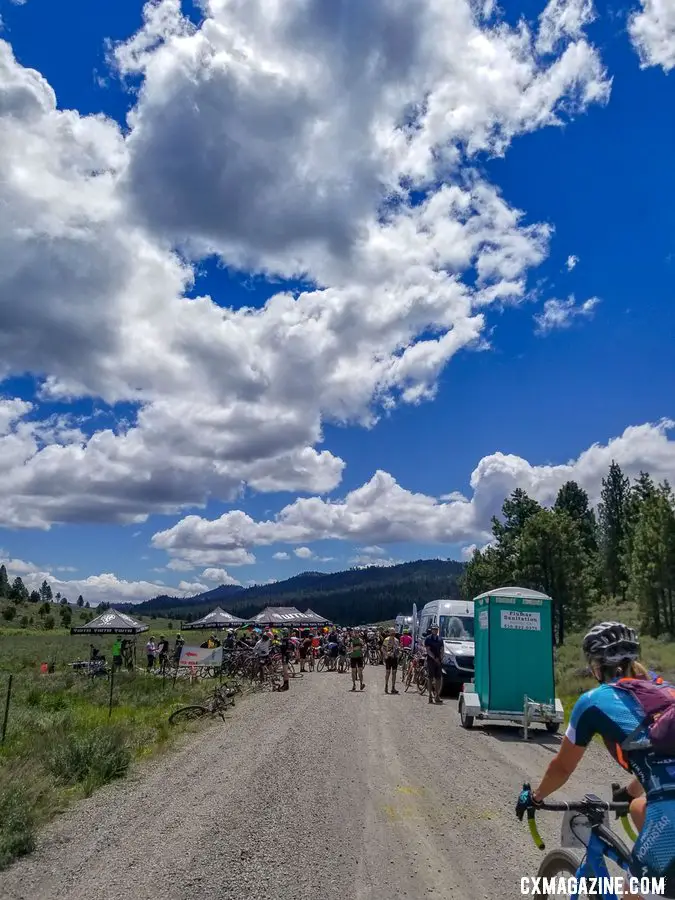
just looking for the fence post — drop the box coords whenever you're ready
[1,674,13,744]
[108,665,115,719]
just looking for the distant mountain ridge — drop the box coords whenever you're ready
[125,559,465,625]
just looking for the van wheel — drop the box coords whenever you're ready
[459,698,474,729]
[545,722,560,734]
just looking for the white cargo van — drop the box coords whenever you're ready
[417,598,474,692]
[394,614,413,634]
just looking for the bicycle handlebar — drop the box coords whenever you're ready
[519,783,634,851]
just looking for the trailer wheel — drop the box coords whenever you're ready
[459,698,474,729]
[545,722,560,734]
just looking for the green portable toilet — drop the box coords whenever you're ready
[460,586,563,734]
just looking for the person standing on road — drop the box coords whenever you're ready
[145,636,156,671]
[399,629,413,651]
[424,624,444,705]
[253,631,273,682]
[278,628,291,692]
[112,637,123,671]
[382,627,400,694]
[300,631,312,673]
[349,632,366,692]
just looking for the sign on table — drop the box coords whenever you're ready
[178,646,223,667]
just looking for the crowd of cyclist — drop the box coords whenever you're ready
[186,622,445,701]
[151,612,675,895]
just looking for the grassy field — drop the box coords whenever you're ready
[0,608,230,871]
[556,601,675,717]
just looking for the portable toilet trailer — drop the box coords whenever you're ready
[458,586,564,738]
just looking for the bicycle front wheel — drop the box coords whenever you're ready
[169,705,207,725]
[536,849,581,898]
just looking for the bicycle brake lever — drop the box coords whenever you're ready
[527,808,545,851]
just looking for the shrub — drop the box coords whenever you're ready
[44,725,131,790]
[0,781,36,869]
[43,616,55,630]
[2,606,16,622]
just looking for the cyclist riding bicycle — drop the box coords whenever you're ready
[518,621,675,898]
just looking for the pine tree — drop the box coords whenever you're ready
[0,565,9,599]
[629,483,675,635]
[514,509,588,644]
[598,461,631,599]
[77,595,84,607]
[554,481,598,555]
[40,580,53,603]
[9,577,29,603]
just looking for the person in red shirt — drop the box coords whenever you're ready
[399,629,413,650]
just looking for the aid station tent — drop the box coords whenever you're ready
[250,607,327,627]
[182,607,248,630]
[70,609,149,635]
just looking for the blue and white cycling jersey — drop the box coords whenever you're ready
[567,679,675,882]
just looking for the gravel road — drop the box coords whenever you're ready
[1,670,619,900]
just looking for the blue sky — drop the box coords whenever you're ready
[0,0,673,603]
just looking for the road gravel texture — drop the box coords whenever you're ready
[1,670,617,900]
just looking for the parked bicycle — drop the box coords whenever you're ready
[168,684,238,725]
[404,652,427,694]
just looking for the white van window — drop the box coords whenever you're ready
[439,615,474,640]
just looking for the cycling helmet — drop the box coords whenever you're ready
[582,622,639,664]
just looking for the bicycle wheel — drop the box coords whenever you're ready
[169,705,207,725]
[416,670,428,695]
[317,657,326,672]
[404,665,415,692]
[536,849,581,897]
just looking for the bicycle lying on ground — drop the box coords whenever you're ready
[517,782,669,899]
[168,684,238,725]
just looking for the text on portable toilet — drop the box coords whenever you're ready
[500,610,541,631]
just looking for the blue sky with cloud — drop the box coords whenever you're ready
[0,0,673,604]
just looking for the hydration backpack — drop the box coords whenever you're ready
[615,677,675,754]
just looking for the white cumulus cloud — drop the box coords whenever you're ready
[200,567,241,585]
[294,547,315,560]
[629,0,675,71]
[0,555,193,604]
[152,420,675,560]
[0,0,610,529]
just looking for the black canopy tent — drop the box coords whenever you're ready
[250,606,319,627]
[70,609,148,673]
[70,609,149,635]
[182,606,248,630]
[303,608,331,626]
